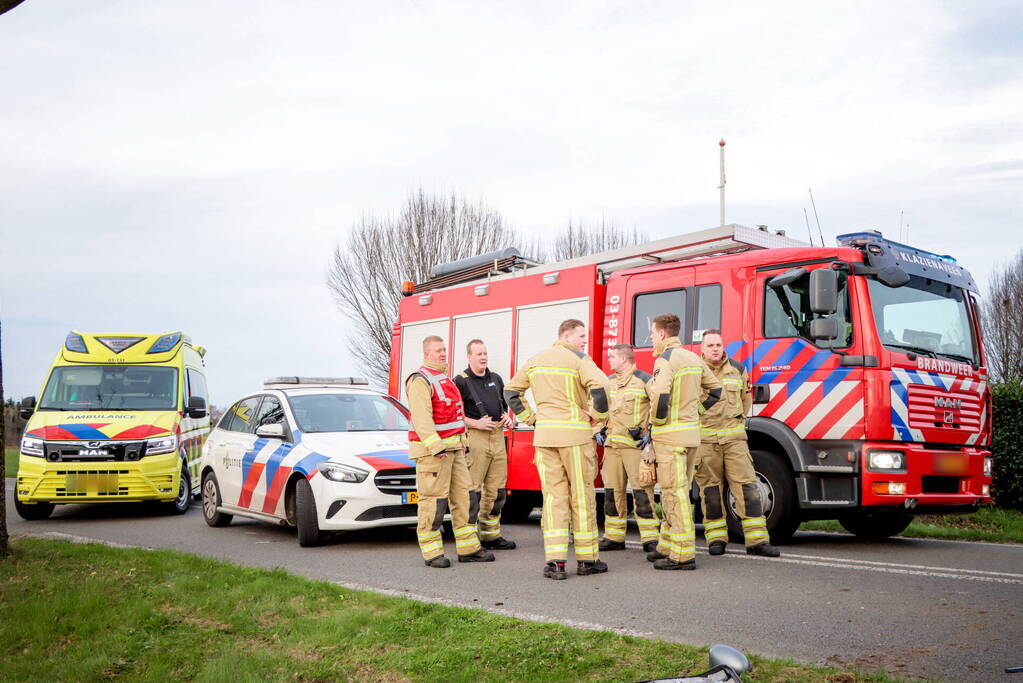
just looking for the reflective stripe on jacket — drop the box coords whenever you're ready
[607,368,651,448]
[646,337,722,447]
[700,356,752,443]
[407,364,466,459]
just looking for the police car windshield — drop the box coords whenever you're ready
[867,275,978,364]
[38,365,178,411]
[287,393,411,433]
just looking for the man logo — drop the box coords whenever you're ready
[934,397,963,410]
[944,411,955,424]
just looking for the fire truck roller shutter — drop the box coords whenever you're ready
[513,297,590,415]
[453,309,513,381]
[399,318,450,404]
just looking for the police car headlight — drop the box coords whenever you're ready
[20,435,44,457]
[318,462,369,483]
[984,457,993,477]
[868,450,905,471]
[145,435,178,456]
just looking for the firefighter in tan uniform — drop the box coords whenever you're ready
[454,339,516,551]
[644,314,722,570]
[695,330,780,557]
[407,335,495,568]
[505,319,610,580]
[596,343,660,553]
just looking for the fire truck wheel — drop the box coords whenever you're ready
[501,494,540,523]
[14,498,55,521]
[295,477,324,547]
[165,462,191,515]
[726,450,799,544]
[201,471,233,527]
[838,510,912,540]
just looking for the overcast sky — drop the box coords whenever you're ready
[1,1,1020,405]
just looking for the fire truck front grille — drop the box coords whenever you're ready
[373,468,416,495]
[906,385,982,432]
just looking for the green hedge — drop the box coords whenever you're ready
[992,381,1023,510]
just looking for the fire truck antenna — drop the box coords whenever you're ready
[804,207,815,246]
[718,139,726,227]
[808,188,825,246]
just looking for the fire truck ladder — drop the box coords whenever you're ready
[416,224,805,292]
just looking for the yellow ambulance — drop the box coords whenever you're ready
[15,331,211,519]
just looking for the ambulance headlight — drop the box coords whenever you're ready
[145,435,178,456]
[868,450,905,472]
[318,462,369,483]
[20,436,44,457]
[984,457,993,477]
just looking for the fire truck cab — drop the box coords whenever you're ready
[390,225,992,542]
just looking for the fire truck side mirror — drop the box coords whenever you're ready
[767,267,806,289]
[19,395,36,420]
[809,268,838,314]
[810,317,841,341]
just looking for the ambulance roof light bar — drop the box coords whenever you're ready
[264,376,370,388]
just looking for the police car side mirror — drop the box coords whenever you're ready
[809,268,838,314]
[255,423,286,439]
[186,395,207,419]
[708,644,751,674]
[19,396,36,420]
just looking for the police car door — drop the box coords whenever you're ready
[217,396,261,507]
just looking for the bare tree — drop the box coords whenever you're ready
[327,188,525,386]
[980,248,1023,384]
[549,217,648,261]
[1,319,9,558]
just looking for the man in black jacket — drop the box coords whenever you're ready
[454,339,517,550]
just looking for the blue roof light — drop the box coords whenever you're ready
[65,332,88,353]
[148,332,182,354]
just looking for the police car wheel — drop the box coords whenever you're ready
[201,471,233,527]
[295,478,324,547]
[14,498,55,521]
[165,463,191,515]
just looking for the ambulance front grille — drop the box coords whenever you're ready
[43,440,147,462]
[373,468,416,495]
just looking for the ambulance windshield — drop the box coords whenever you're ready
[867,275,978,364]
[288,393,411,433]
[39,365,179,411]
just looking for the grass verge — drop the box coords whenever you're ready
[800,506,1023,543]
[4,448,17,478]
[0,538,895,683]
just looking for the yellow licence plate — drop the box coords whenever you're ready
[402,491,419,504]
[934,454,967,475]
[67,473,119,493]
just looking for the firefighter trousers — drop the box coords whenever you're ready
[466,427,509,541]
[414,448,482,560]
[534,443,599,562]
[653,442,696,563]
[601,444,659,544]
[693,440,769,547]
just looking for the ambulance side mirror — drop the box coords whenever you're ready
[19,396,36,420]
[185,396,207,419]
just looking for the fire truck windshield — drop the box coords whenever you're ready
[867,275,978,364]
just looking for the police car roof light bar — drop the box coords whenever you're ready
[264,376,370,387]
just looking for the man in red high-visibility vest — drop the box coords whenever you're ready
[407,335,495,568]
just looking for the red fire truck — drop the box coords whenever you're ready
[388,225,992,542]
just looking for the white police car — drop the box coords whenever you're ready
[199,377,421,546]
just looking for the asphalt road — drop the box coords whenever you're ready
[6,481,1022,682]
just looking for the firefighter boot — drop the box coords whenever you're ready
[577,559,609,576]
[599,538,626,551]
[747,542,781,557]
[653,557,696,570]
[425,556,451,568]
[458,548,496,562]
[544,560,567,580]
[642,540,658,553]
[482,537,517,550]
[646,549,666,562]
[708,541,727,556]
